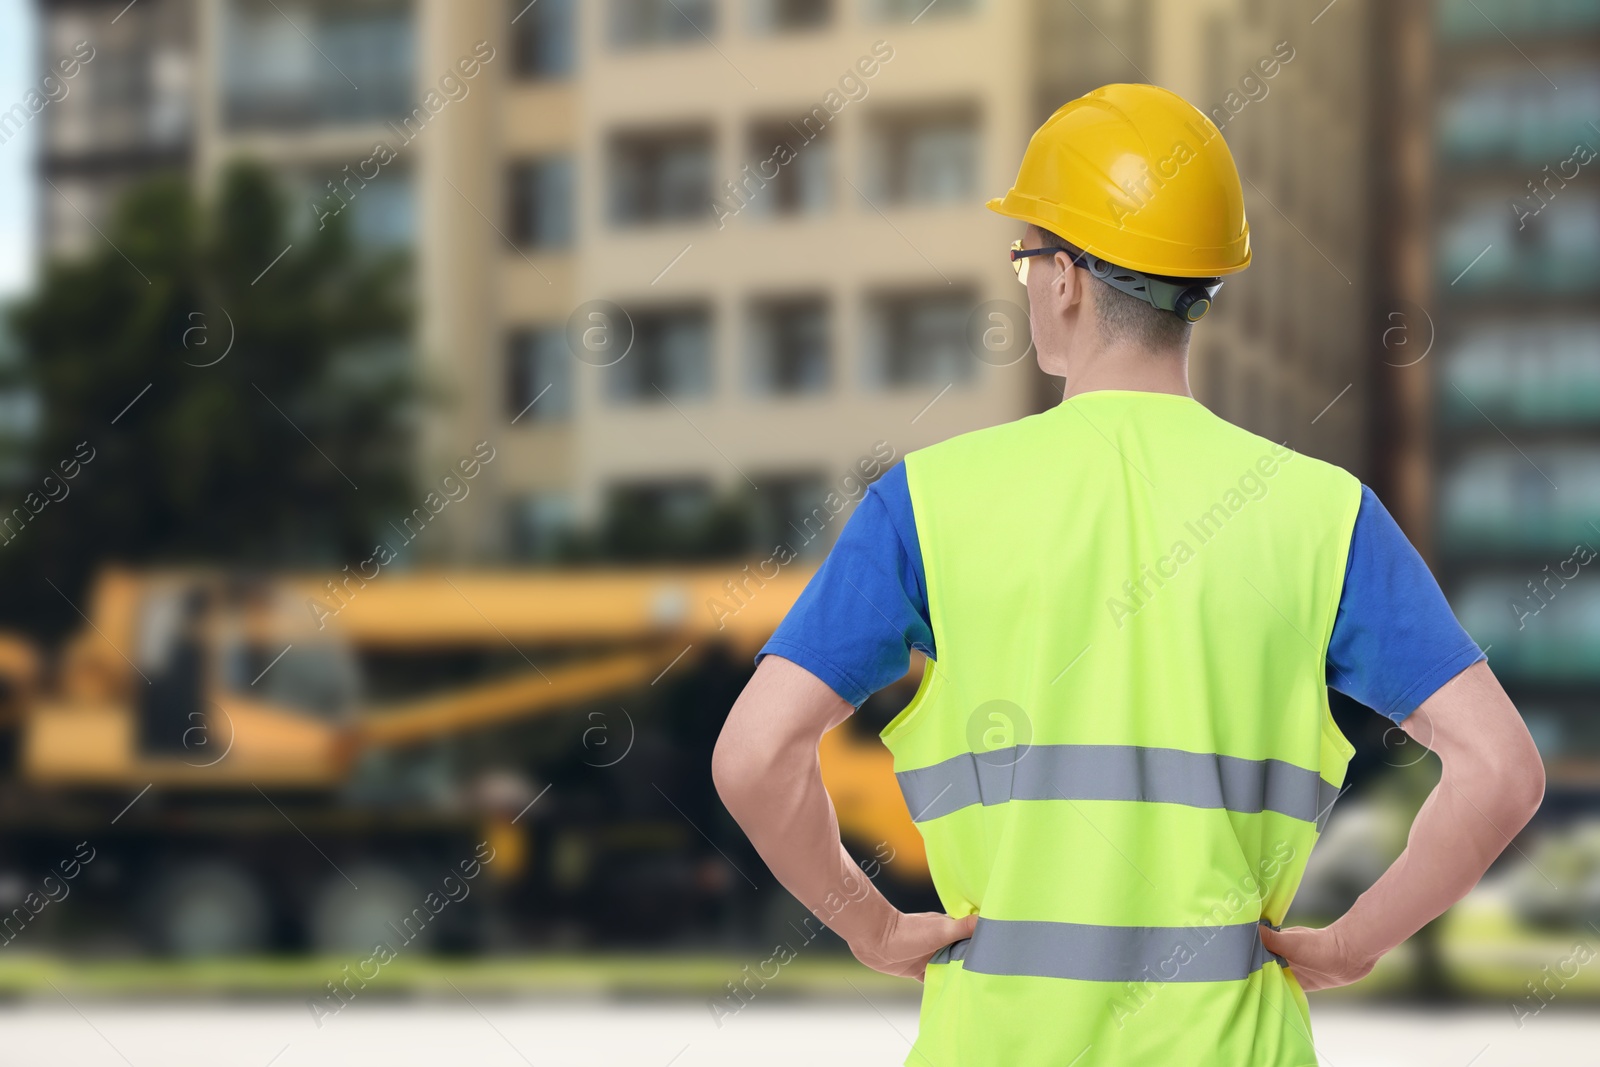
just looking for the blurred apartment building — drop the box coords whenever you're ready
[32,0,1373,564]
[33,0,194,258]
[1381,0,1600,791]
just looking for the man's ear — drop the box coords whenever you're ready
[1069,266,1089,312]
[1049,253,1083,309]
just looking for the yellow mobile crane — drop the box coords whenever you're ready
[0,565,927,955]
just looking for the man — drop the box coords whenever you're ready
[713,84,1544,1066]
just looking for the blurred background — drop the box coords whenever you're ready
[0,0,1595,1063]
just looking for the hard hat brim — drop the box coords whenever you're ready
[987,193,1251,278]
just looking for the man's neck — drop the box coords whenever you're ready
[1056,345,1192,402]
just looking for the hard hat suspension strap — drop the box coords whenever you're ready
[1073,245,1224,323]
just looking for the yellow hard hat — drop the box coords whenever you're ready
[988,83,1251,278]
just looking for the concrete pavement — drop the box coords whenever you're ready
[3,999,1593,1065]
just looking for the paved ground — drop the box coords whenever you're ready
[3,999,1595,1066]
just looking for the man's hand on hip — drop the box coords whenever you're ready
[849,910,979,983]
[1258,922,1377,992]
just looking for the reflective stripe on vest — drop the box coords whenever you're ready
[929,917,1288,982]
[897,743,1341,831]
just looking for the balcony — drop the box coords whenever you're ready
[1440,322,1600,428]
[1438,0,1600,41]
[1437,193,1600,295]
[1439,444,1600,554]
[221,0,415,132]
[1455,573,1600,681]
[1437,67,1600,166]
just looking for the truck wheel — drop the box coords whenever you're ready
[310,865,433,955]
[148,862,269,957]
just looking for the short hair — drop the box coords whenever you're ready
[1036,226,1192,351]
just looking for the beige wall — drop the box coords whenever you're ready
[414,0,506,559]
[180,0,1374,559]
[566,0,1036,524]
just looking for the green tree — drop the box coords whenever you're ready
[0,161,416,636]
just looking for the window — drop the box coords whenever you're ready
[609,127,714,225]
[752,473,832,557]
[1439,67,1600,165]
[506,328,573,422]
[1441,446,1600,552]
[508,156,575,248]
[511,0,576,78]
[92,48,148,115]
[748,296,830,395]
[865,105,979,204]
[301,169,416,249]
[744,118,833,217]
[1442,322,1600,424]
[602,479,738,560]
[606,306,714,401]
[1438,0,1600,39]
[350,173,414,249]
[609,0,715,46]
[750,0,832,32]
[507,493,576,562]
[221,0,414,131]
[865,0,976,21]
[864,288,977,388]
[609,480,713,528]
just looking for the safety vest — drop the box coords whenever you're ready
[885,390,1361,1067]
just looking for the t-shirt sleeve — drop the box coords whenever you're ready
[1326,484,1487,723]
[754,461,933,708]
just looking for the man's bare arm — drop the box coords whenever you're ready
[1261,660,1546,989]
[712,654,974,980]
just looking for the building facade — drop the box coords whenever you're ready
[33,0,194,259]
[1417,0,1600,783]
[33,0,1375,568]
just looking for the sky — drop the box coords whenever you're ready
[0,0,35,299]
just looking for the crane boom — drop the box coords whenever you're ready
[358,643,691,748]
[289,565,813,649]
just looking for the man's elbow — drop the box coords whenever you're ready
[1514,746,1547,822]
[1474,733,1546,827]
[711,724,765,814]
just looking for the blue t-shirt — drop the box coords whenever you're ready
[757,461,1485,724]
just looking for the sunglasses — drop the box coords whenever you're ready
[1009,239,1224,321]
[1009,239,1093,287]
